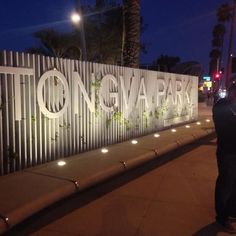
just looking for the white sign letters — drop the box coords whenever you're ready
[0,66,197,121]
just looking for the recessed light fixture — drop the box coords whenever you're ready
[101,148,108,153]
[131,140,138,144]
[57,161,66,166]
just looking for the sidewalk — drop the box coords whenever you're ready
[0,103,214,235]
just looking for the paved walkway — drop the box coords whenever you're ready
[29,135,218,236]
[0,103,215,235]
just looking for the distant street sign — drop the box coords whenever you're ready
[203,76,211,81]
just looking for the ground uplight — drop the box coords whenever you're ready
[131,140,138,144]
[57,161,66,166]
[101,148,108,153]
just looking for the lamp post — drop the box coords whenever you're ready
[71,0,87,61]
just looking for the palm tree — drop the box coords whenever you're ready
[122,0,140,68]
[27,1,143,67]
[211,1,236,87]
[85,1,123,64]
[151,55,181,72]
[217,3,232,22]
[28,1,124,64]
[27,29,81,59]
[209,24,225,76]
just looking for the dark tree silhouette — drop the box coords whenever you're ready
[123,0,140,68]
[151,55,181,72]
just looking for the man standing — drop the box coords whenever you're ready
[213,84,236,233]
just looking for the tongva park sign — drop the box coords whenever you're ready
[0,51,198,175]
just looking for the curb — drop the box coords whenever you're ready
[0,121,215,235]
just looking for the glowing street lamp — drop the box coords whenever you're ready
[71,0,87,61]
[71,12,81,24]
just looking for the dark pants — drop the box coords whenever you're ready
[215,153,236,221]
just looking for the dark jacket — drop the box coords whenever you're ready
[213,98,236,155]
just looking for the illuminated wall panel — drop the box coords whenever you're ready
[0,51,198,175]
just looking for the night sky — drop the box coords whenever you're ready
[0,0,230,74]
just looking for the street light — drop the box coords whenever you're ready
[71,12,81,24]
[71,0,87,61]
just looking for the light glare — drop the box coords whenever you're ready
[196,122,201,125]
[57,161,66,166]
[101,148,108,153]
[206,119,210,123]
[171,129,177,133]
[71,13,81,24]
[131,140,138,144]
[185,125,190,128]
[218,89,227,98]
[154,133,160,138]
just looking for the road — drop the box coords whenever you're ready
[5,133,232,236]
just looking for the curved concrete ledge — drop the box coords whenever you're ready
[0,120,215,235]
[0,215,9,233]
[124,151,156,170]
[176,134,195,146]
[77,164,125,190]
[155,142,179,157]
[0,172,76,234]
[192,130,212,140]
[0,219,7,235]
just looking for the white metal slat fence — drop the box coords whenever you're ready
[0,50,198,175]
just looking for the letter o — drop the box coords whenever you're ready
[37,70,69,119]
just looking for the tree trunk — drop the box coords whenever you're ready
[123,0,140,68]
